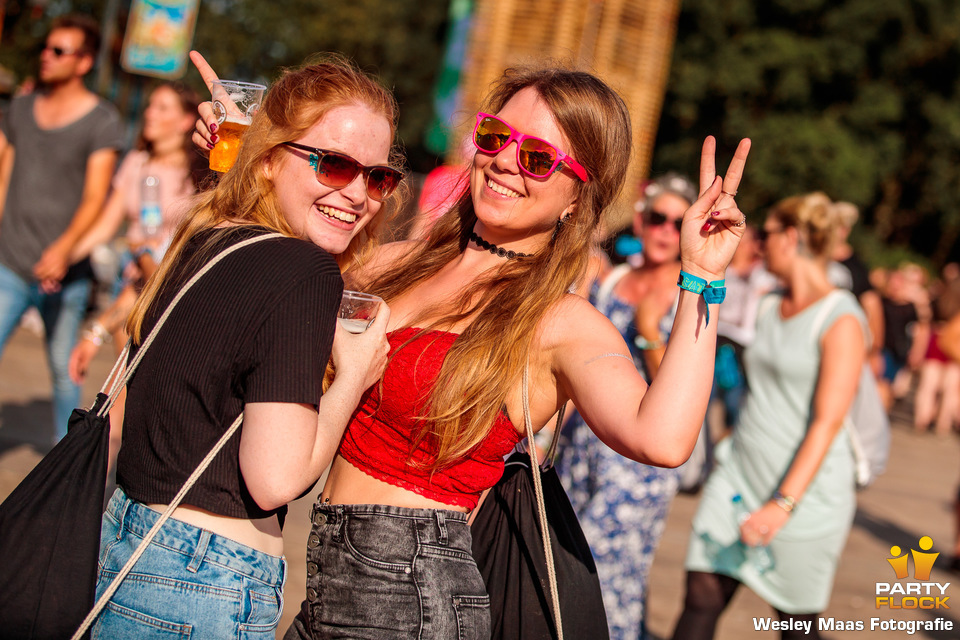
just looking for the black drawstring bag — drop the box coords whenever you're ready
[471,450,609,640]
[0,234,286,640]
[0,393,110,640]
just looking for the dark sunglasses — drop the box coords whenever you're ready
[473,113,589,182]
[44,45,81,57]
[647,210,682,232]
[282,142,403,202]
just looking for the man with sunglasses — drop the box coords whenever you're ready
[0,13,122,444]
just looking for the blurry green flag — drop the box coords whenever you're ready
[425,0,473,157]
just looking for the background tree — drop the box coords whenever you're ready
[654,0,960,267]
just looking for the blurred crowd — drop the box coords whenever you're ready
[414,163,960,639]
[1,13,958,640]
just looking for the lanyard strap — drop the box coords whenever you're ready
[522,363,564,639]
[71,231,285,640]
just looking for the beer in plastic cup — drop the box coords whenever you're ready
[210,116,251,173]
[209,80,266,173]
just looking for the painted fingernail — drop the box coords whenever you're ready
[711,211,720,217]
[207,142,215,150]
[702,221,713,232]
[210,135,218,144]
[210,122,218,133]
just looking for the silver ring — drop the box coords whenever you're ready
[721,189,737,198]
[733,216,746,228]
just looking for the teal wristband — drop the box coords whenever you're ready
[703,283,726,304]
[677,270,725,325]
[677,271,707,295]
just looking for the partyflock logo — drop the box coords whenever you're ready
[876,536,949,609]
[818,536,953,635]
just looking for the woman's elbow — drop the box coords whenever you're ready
[244,473,312,512]
[648,449,691,469]
[247,485,294,513]
[621,440,691,468]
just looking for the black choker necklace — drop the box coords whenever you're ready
[469,231,532,259]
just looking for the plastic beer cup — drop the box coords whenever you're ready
[209,80,266,173]
[338,291,383,333]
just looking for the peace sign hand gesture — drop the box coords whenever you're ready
[678,136,752,281]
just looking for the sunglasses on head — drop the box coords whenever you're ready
[473,113,589,182]
[282,142,403,202]
[647,210,682,232]
[44,45,81,57]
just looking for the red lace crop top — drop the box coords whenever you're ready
[338,328,523,509]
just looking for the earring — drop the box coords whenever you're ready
[551,216,566,243]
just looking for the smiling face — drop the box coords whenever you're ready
[269,103,392,255]
[469,87,579,248]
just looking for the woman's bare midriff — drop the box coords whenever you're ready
[322,455,471,513]
[145,503,284,557]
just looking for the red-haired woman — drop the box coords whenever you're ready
[90,55,401,638]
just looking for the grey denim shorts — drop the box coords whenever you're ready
[284,501,490,640]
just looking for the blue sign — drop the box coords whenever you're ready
[121,0,200,79]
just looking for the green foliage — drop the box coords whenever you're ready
[655,0,960,266]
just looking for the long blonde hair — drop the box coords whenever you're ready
[128,55,402,341]
[364,65,632,469]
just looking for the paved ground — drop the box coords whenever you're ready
[2,323,958,639]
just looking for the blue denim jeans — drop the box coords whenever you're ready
[0,262,90,442]
[92,488,285,639]
[284,501,490,640]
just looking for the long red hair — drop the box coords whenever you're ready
[128,55,403,341]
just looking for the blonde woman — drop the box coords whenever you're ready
[672,193,866,640]
[278,66,750,638]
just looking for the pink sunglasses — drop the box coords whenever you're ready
[473,113,589,182]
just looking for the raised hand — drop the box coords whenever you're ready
[189,51,221,152]
[679,136,751,281]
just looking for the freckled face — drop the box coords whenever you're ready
[270,104,392,255]
[469,87,579,245]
